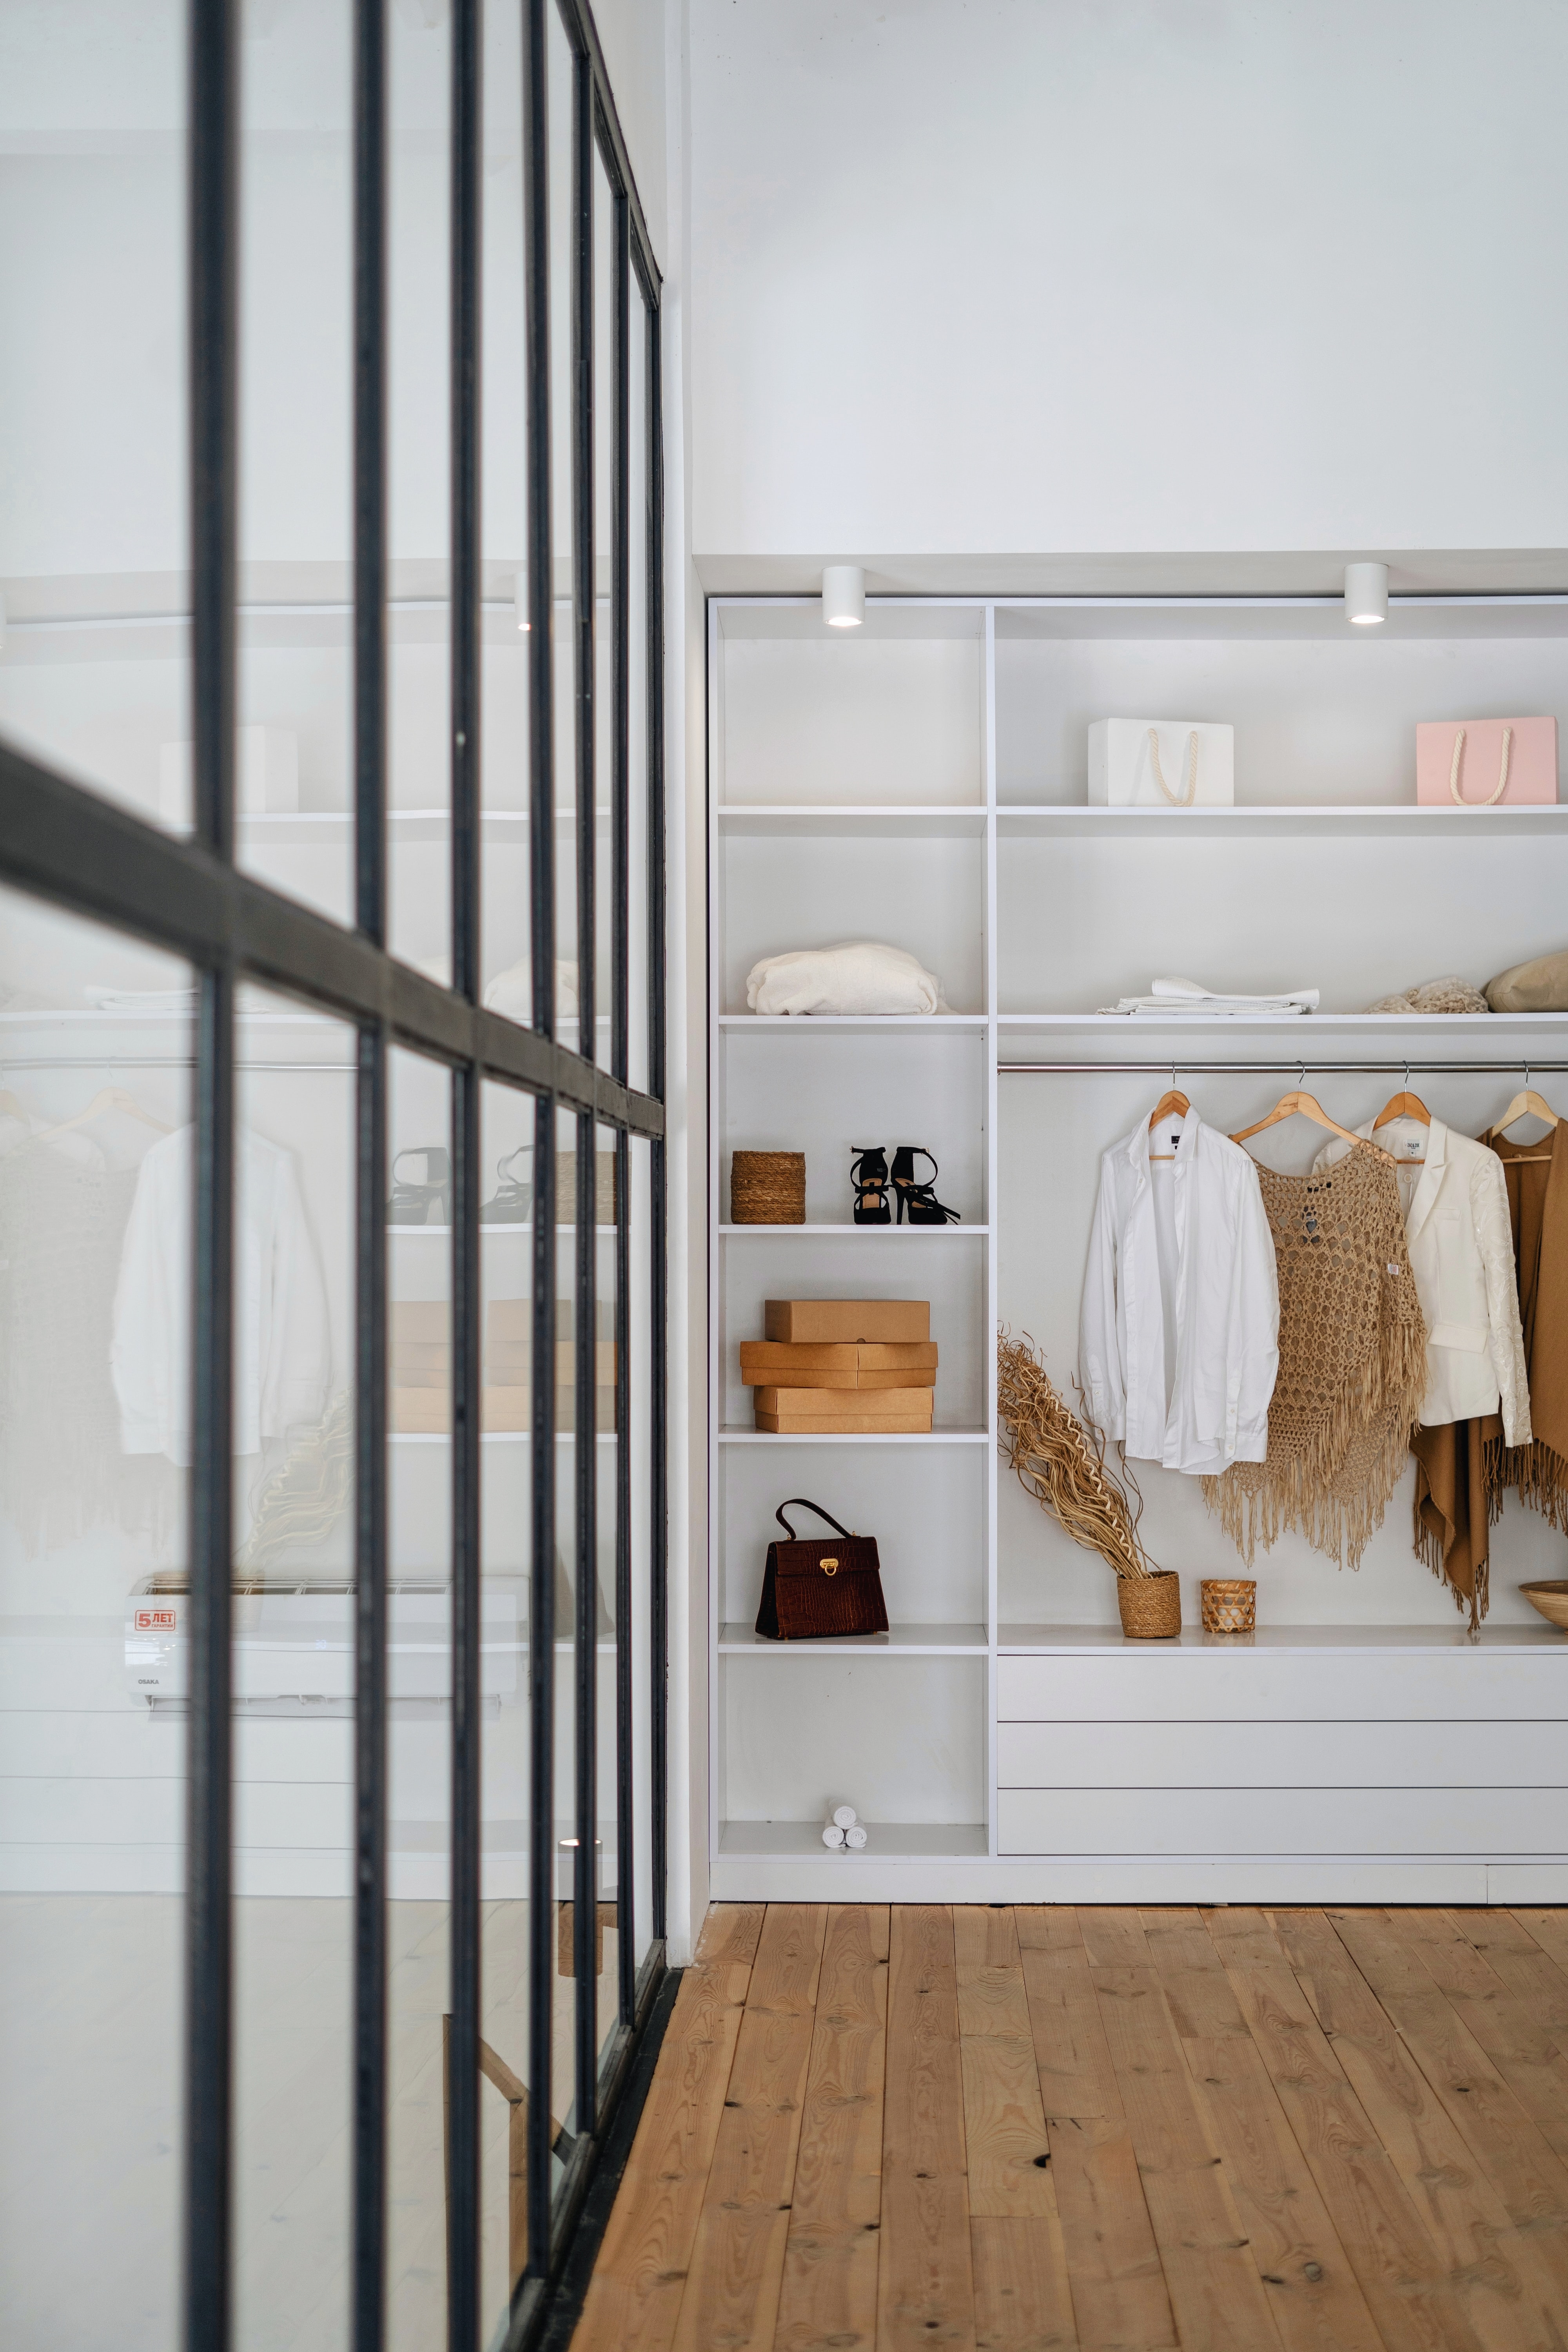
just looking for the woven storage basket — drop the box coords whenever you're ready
[1116,1572,1181,1639]
[731,1150,806,1225]
[1201,1578,1256,1633]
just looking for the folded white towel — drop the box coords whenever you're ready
[1098,974,1319,1016]
[1148,975,1319,1009]
[746,941,948,1018]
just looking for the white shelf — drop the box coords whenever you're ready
[237,806,608,846]
[718,1426,990,1445]
[718,1221,984,1236]
[996,803,1568,840]
[391,1223,620,1235]
[717,804,987,839]
[719,1013,988,1033]
[719,1621,988,1654]
[717,1820,989,1859]
[997,1011,1568,1035]
[997,1622,1568,1653]
[390,1431,618,1446]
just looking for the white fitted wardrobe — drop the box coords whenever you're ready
[708,592,1568,1904]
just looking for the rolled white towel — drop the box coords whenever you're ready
[830,1803,858,1830]
[746,941,948,1018]
[821,1822,846,1849]
[843,1822,868,1850]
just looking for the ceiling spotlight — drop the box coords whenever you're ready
[822,564,865,628]
[514,569,530,632]
[1344,561,1388,626]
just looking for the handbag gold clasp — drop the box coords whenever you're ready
[820,1556,839,1574]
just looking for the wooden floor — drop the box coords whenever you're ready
[572,1902,1568,2352]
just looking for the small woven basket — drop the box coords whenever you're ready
[1201,1578,1256,1634]
[1117,1571,1181,1639]
[731,1150,806,1225]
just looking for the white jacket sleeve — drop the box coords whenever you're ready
[258,1148,332,1442]
[112,1132,191,1463]
[1473,1150,1531,1448]
[1078,1156,1125,1441]
[1225,1160,1279,1463]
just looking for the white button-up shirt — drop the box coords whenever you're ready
[1079,1110,1279,1475]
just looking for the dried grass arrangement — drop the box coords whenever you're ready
[998,1331,1158,1582]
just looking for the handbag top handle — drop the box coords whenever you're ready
[775,1497,854,1541]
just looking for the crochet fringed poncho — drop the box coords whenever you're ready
[1203,1143,1428,1569]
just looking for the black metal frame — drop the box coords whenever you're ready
[0,0,666,2345]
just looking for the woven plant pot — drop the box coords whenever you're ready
[1116,1571,1181,1639]
[731,1150,806,1225]
[1201,1578,1256,1634]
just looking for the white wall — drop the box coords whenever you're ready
[687,0,1568,585]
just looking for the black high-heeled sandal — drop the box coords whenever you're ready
[480,1145,533,1224]
[850,1145,891,1225]
[388,1146,452,1225]
[890,1146,960,1225]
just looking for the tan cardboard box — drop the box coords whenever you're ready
[753,1385,934,1426]
[391,1300,448,1347]
[857,1364,936,1389]
[763,1299,930,1345]
[755,1402,934,1434]
[738,1342,860,1389]
[392,1387,449,1433]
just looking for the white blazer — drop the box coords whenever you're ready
[1312,1116,1530,1444]
[1080,1110,1279,1475]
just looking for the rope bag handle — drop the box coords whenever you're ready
[1147,727,1199,807]
[1449,723,1513,807]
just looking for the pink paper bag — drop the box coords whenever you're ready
[1416,715,1559,806]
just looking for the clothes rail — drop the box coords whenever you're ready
[1000,1060,1568,1076]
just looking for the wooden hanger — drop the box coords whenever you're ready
[1147,1078,1191,1162]
[1486,1080,1559,1164]
[1231,1087,1395,1163]
[30,1086,173,1149]
[1373,1065,1432,1142]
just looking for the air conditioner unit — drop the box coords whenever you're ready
[125,1578,519,1706]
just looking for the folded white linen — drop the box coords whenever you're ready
[746,940,948,1018]
[1100,1001,1310,1017]
[1148,975,1319,1009]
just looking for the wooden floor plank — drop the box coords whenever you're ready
[1511,1909,1568,1985]
[971,2219,1077,2352]
[1276,1908,1563,2352]
[671,1905,828,2352]
[1205,1907,1485,2352]
[1385,1910,1568,2169]
[1140,1908,1383,2352]
[1330,1911,1568,2256]
[1076,1906,1285,2352]
[879,1906,976,2352]
[774,1907,888,2352]
[1016,1907,1176,2352]
[1449,1909,1568,2043]
[574,1906,766,2352]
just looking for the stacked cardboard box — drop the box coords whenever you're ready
[389,1299,617,1433]
[742,1300,935,1432]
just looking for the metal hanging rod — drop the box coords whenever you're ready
[1000,1060,1568,1076]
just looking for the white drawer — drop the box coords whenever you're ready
[998,1719,1568,1790]
[998,1786,1568,1857]
[997,1651,1568,1724]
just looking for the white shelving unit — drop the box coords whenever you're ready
[708,591,1568,1902]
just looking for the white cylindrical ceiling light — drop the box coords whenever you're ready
[822,564,865,628]
[1344,561,1388,625]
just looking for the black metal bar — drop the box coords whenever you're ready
[191,0,238,864]
[643,295,668,1944]
[185,966,236,2352]
[526,1092,556,2279]
[573,1106,598,2136]
[571,40,595,1068]
[351,7,389,2347]
[613,1126,633,2022]
[352,1025,388,2352]
[522,0,555,1040]
[448,1064,483,2352]
[566,0,661,297]
[609,183,630,1089]
[0,739,667,1133]
[452,0,481,1008]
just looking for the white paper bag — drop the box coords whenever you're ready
[1087,719,1235,808]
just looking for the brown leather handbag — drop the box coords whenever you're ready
[754,1498,888,1641]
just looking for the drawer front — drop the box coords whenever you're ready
[998,1720,1568,1790]
[997,1653,1568,1724]
[998,1786,1568,1857]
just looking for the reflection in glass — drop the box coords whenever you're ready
[236,2,355,930]
[595,1125,622,2071]
[550,1103,579,2169]
[628,1140,655,1978]
[548,6,579,1051]
[592,147,617,1074]
[231,982,356,2348]
[626,290,652,1099]
[0,884,193,2347]
[387,1047,452,2347]
[0,5,189,834]
[478,1080,534,2337]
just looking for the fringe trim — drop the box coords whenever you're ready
[1494,1437,1568,1534]
[1412,1493,1490,1634]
